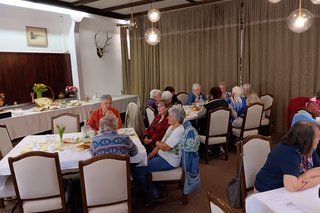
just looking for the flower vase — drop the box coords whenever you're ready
[36,91,43,99]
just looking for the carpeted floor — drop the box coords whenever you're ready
[1,133,283,213]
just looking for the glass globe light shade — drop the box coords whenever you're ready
[268,0,281,3]
[127,18,138,30]
[147,8,161,22]
[145,27,161,45]
[287,8,313,33]
[311,0,320,4]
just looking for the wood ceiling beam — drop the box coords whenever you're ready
[24,0,126,19]
[102,0,166,12]
[127,0,226,18]
[73,0,100,7]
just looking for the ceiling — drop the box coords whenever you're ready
[24,0,226,20]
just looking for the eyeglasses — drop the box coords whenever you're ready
[157,105,164,108]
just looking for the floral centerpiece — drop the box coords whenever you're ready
[33,83,48,98]
[65,86,78,98]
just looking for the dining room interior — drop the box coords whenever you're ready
[1,0,320,212]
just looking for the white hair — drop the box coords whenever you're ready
[168,106,186,124]
[100,94,112,101]
[150,89,162,99]
[161,90,173,100]
[231,86,243,105]
[192,83,201,90]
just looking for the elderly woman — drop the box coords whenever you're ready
[218,82,231,100]
[255,121,320,193]
[87,94,122,131]
[142,100,171,153]
[90,114,138,156]
[242,83,262,105]
[132,106,186,198]
[163,86,182,105]
[161,90,173,106]
[147,89,162,113]
[187,83,207,105]
[306,90,320,117]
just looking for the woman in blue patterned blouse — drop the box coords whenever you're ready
[89,114,138,157]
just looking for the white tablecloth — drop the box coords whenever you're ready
[0,95,139,139]
[246,186,320,213]
[0,128,147,177]
[183,105,200,121]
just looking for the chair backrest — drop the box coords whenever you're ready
[297,107,315,118]
[237,135,271,207]
[146,106,155,126]
[125,102,145,136]
[242,103,264,131]
[0,125,13,159]
[8,151,67,212]
[177,92,188,105]
[260,94,274,118]
[286,96,310,129]
[51,113,80,134]
[207,107,231,137]
[79,154,131,213]
[207,191,232,213]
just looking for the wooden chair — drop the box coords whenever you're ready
[199,107,231,164]
[177,92,188,105]
[236,135,271,210]
[51,113,80,134]
[0,125,15,208]
[260,94,274,133]
[207,191,232,213]
[8,151,67,213]
[79,154,131,213]
[147,167,187,206]
[232,103,264,140]
[146,106,155,126]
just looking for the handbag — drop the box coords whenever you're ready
[225,142,243,209]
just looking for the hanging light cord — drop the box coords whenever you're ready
[299,0,302,16]
[131,0,133,19]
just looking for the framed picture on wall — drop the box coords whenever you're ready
[26,26,48,47]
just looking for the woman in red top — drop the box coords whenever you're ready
[143,100,171,153]
[87,94,122,132]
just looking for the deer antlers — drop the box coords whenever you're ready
[94,32,112,58]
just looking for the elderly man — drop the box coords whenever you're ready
[90,114,138,156]
[87,94,122,131]
[147,89,162,113]
[186,83,207,105]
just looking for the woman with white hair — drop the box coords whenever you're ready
[90,114,138,156]
[147,89,162,113]
[227,86,247,118]
[132,106,186,199]
[161,90,173,106]
[242,83,262,105]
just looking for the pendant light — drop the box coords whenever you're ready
[145,25,161,45]
[268,0,282,3]
[147,1,160,22]
[311,0,320,4]
[127,0,137,30]
[287,0,313,33]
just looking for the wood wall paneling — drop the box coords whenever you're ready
[0,52,72,105]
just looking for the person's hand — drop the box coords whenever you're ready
[301,178,318,190]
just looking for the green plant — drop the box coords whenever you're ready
[33,83,48,93]
[56,124,66,143]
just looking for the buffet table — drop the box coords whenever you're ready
[0,95,140,139]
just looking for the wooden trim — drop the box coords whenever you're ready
[102,0,166,12]
[207,191,232,213]
[51,113,80,133]
[79,154,131,213]
[8,151,67,213]
[176,92,188,95]
[236,135,271,210]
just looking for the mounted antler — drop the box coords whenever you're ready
[94,32,112,58]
